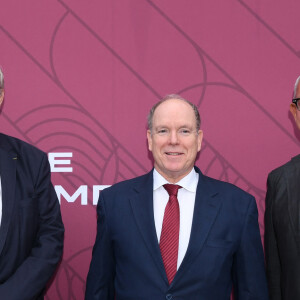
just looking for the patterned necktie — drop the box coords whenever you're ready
[160,184,182,284]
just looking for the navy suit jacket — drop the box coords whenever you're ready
[86,167,268,300]
[0,133,64,300]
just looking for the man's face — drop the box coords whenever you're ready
[290,81,300,130]
[147,99,203,183]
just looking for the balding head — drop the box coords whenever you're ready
[147,94,201,133]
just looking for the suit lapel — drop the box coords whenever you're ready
[129,171,168,284]
[172,168,221,286]
[0,147,17,256]
[286,155,300,252]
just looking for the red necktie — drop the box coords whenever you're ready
[160,184,182,284]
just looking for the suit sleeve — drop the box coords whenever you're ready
[0,153,64,300]
[85,190,115,300]
[264,173,282,300]
[232,195,269,300]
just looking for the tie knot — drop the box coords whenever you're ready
[163,184,182,196]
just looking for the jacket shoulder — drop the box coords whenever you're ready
[267,157,298,182]
[0,133,47,171]
[203,174,253,197]
[0,133,46,157]
[199,175,256,218]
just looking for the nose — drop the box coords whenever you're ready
[169,130,179,144]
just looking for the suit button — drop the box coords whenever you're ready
[166,294,172,300]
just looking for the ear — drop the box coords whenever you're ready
[147,129,153,152]
[290,103,297,120]
[197,130,203,152]
[0,90,4,107]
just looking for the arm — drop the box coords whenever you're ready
[264,174,282,300]
[0,153,64,299]
[85,190,115,300]
[232,196,269,300]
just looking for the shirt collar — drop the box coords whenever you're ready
[153,168,199,192]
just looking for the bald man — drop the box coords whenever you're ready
[86,94,268,300]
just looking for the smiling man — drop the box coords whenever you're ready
[86,94,268,300]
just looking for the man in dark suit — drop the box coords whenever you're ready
[86,94,268,299]
[265,76,300,299]
[0,68,64,299]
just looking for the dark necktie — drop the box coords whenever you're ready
[160,184,182,284]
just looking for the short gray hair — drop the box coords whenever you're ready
[0,67,3,92]
[147,94,201,132]
[294,76,300,98]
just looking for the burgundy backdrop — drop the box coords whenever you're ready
[1,0,300,299]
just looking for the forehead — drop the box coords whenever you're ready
[152,99,196,126]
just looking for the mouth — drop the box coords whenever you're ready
[165,152,183,156]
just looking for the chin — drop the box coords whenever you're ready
[165,167,185,178]
[164,162,183,171]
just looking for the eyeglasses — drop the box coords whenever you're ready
[292,98,300,110]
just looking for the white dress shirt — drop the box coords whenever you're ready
[153,168,199,269]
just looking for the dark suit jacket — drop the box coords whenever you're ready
[86,167,268,300]
[265,155,300,300]
[0,133,64,300]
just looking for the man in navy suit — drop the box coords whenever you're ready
[0,68,64,299]
[86,94,268,299]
